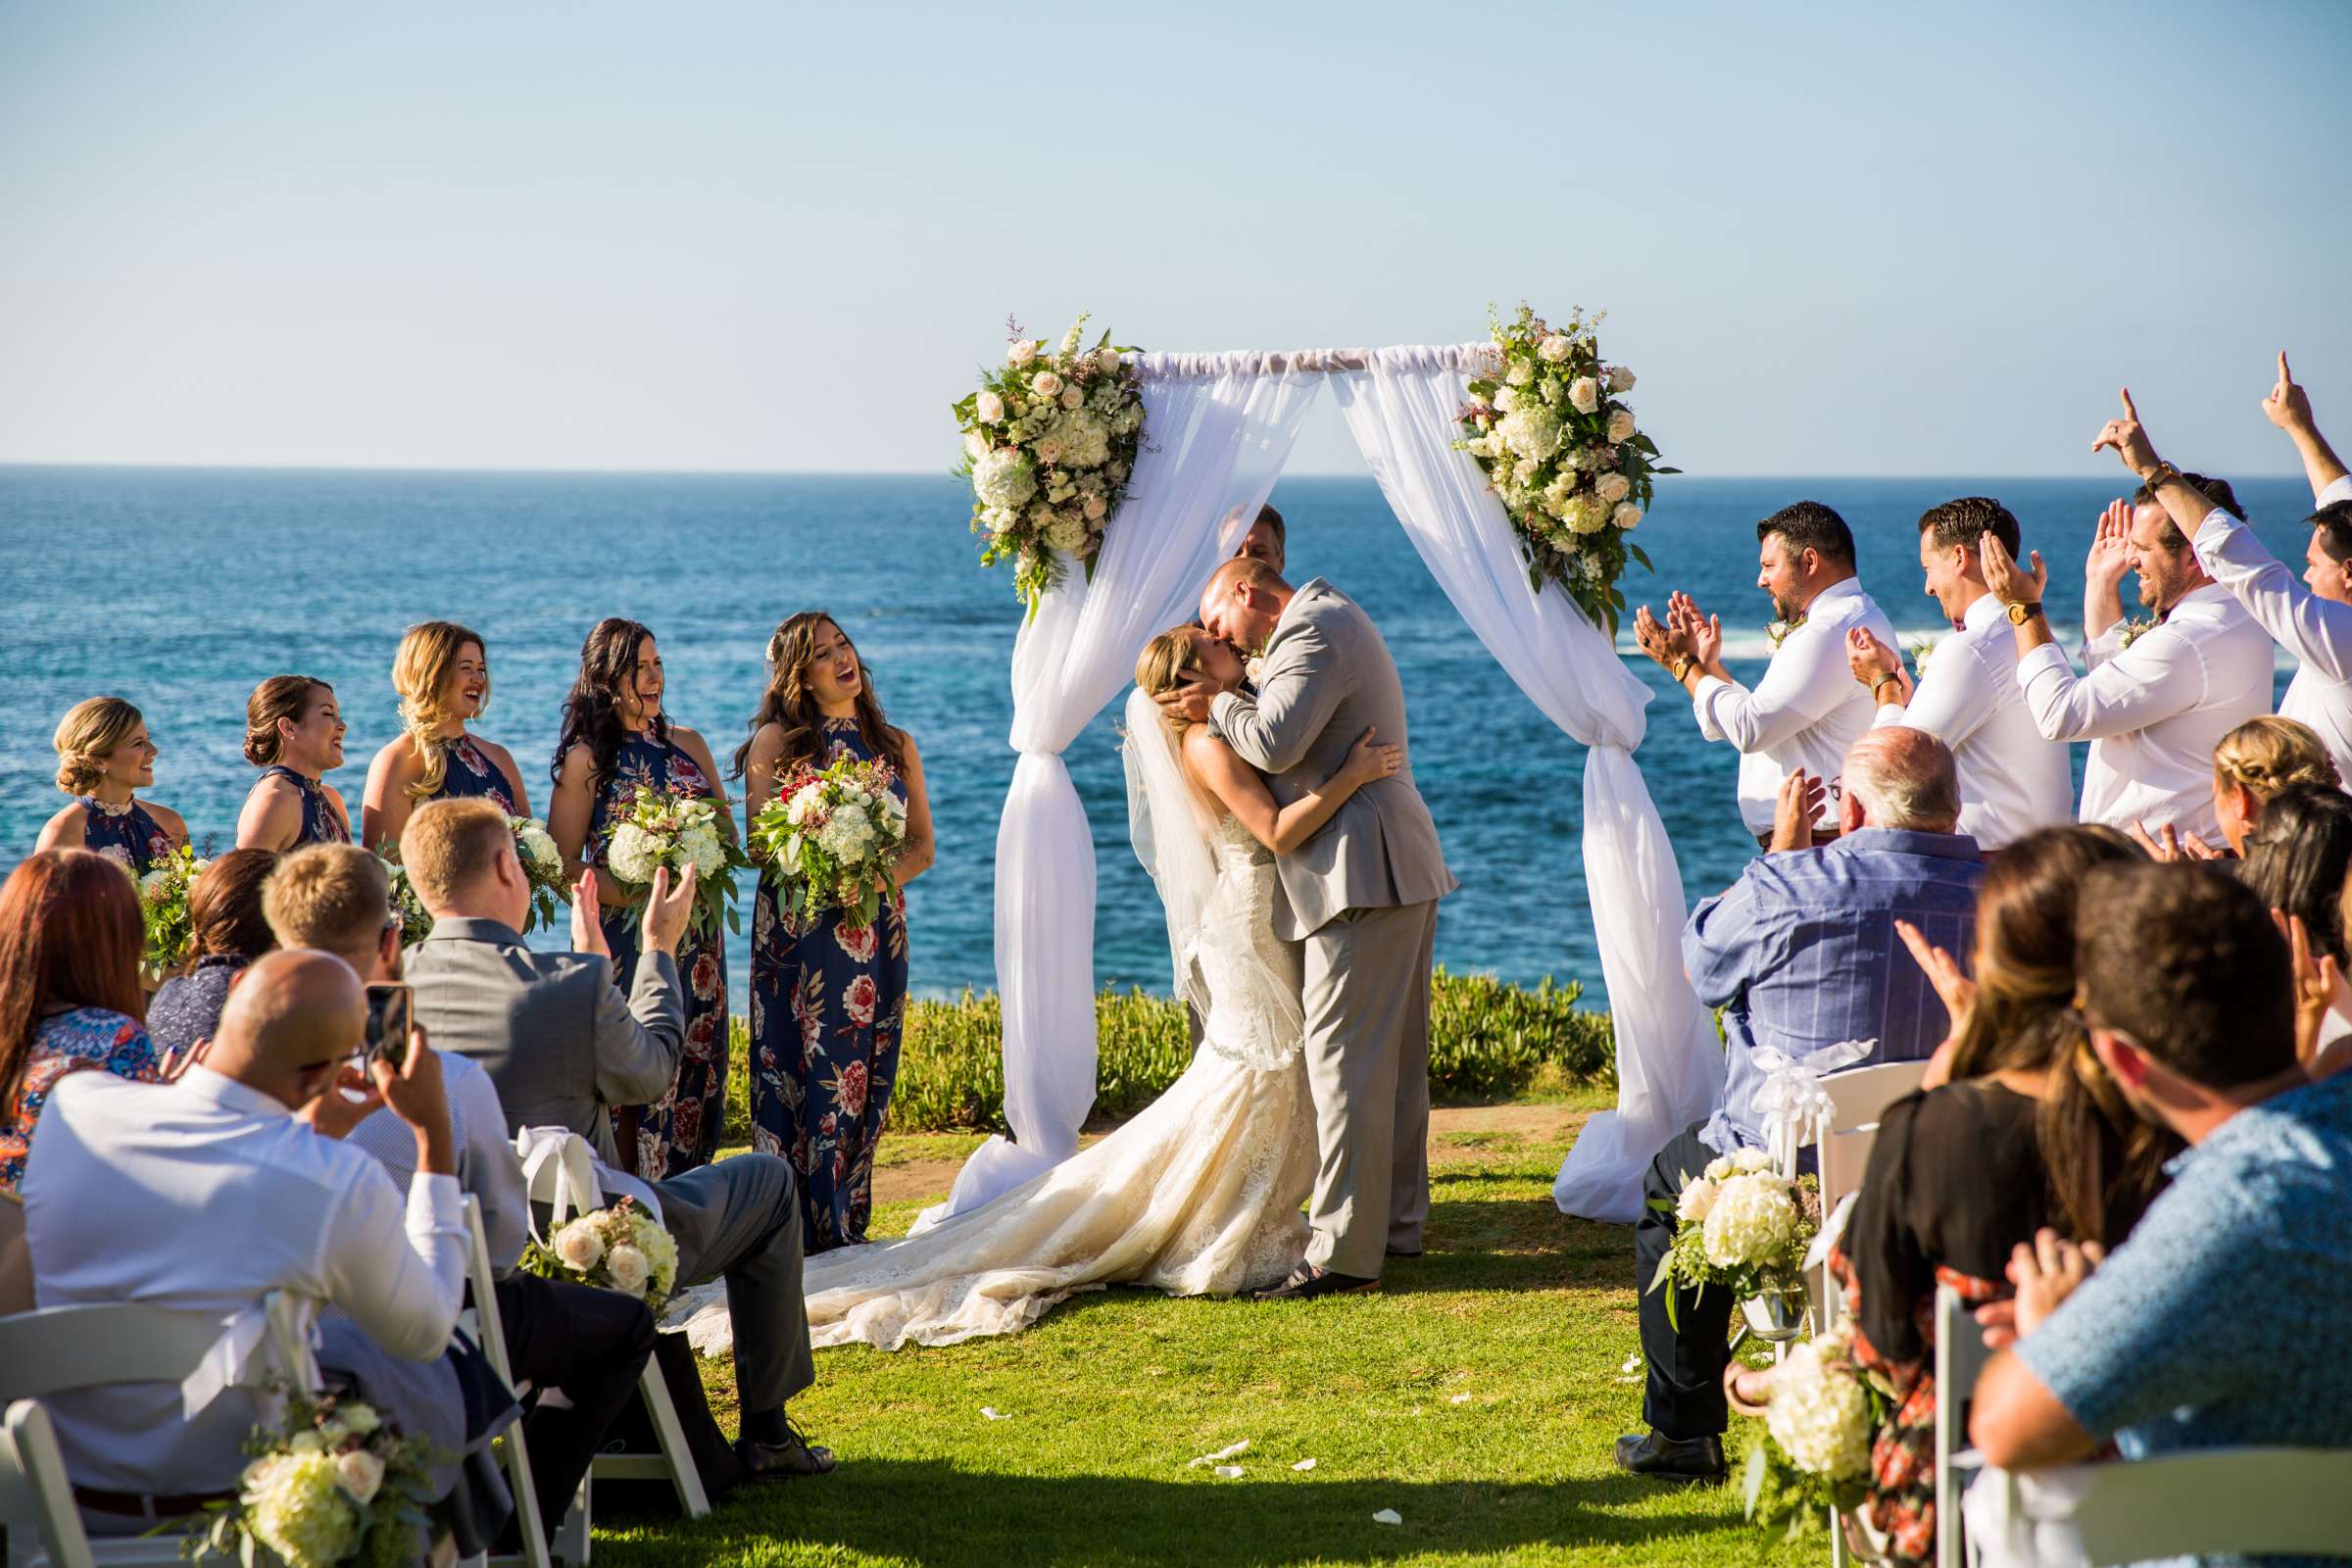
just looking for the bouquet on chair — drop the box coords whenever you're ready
[133,842,210,980]
[749,755,907,933]
[519,1196,681,1312]
[188,1391,439,1568]
[1647,1148,1821,1338]
[602,785,749,937]
[1738,1324,1892,1541]
[506,814,570,933]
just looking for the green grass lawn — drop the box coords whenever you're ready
[587,1101,1801,1567]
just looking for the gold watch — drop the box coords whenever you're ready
[2006,601,2043,626]
[1670,656,1695,683]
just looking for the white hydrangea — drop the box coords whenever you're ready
[553,1216,606,1273]
[785,787,821,826]
[1563,494,1611,535]
[514,821,563,878]
[1701,1172,1800,1267]
[1596,471,1632,506]
[605,823,662,886]
[1054,411,1110,468]
[1044,512,1088,553]
[972,448,1038,510]
[1677,1176,1721,1223]
[679,821,726,877]
[1498,406,1565,462]
[1568,376,1600,415]
[1766,1335,1874,1479]
[1607,408,1638,444]
[632,1210,679,1297]
[245,1451,362,1568]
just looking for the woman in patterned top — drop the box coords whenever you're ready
[34,697,188,874]
[361,620,532,851]
[0,850,168,1310]
[236,675,353,851]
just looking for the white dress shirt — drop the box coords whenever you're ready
[1692,576,1897,834]
[2015,583,2273,845]
[2190,476,2352,786]
[347,1051,530,1273]
[23,1065,465,1494]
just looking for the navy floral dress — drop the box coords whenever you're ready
[251,764,350,846]
[585,731,728,1182]
[77,797,175,874]
[749,717,909,1251]
[428,735,518,813]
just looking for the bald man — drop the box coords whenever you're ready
[24,949,468,1522]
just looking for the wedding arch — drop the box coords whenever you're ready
[923,340,1721,1227]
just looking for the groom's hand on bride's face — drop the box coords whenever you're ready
[1157,679,1216,725]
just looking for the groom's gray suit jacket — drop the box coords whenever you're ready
[1210,577,1456,941]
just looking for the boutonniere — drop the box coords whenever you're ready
[2118,617,2156,650]
[1765,614,1805,652]
[1244,656,1265,688]
[1907,638,1936,677]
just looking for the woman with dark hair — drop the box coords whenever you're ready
[361,620,531,851]
[737,612,933,1250]
[236,675,352,851]
[2238,784,2352,1072]
[34,697,188,873]
[549,618,735,1180]
[145,848,282,1061]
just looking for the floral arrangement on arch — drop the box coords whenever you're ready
[749,755,908,932]
[187,1391,440,1568]
[1739,1324,1893,1540]
[955,315,1147,613]
[1454,303,1675,633]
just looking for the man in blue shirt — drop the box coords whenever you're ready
[1618,726,1984,1483]
[1972,862,2352,1507]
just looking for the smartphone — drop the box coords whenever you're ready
[364,982,413,1065]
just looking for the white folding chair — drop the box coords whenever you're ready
[0,1292,315,1568]
[459,1197,551,1568]
[1974,1446,2352,1564]
[1933,1283,1993,1568]
[1819,1059,1930,1133]
[515,1130,708,1553]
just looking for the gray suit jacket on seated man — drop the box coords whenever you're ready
[396,796,831,1478]
[1200,563,1456,1291]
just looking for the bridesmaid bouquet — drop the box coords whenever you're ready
[603,785,748,935]
[134,842,210,978]
[1738,1325,1890,1541]
[519,1196,681,1311]
[1647,1149,1819,1333]
[750,756,907,932]
[187,1391,438,1568]
[955,313,1147,615]
[1453,302,1675,634]
[509,814,569,933]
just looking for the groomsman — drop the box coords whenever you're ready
[1635,502,1896,845]
[1844,498,2072,849]
[1979,391,2272,848]
[2180,353,2352,783]
[1234,503,1287,574]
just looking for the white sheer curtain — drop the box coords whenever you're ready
[1332,347,1721,1223]
[918,357,1323,1228]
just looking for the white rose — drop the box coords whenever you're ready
[1606,408,1638,444]
[1704,1156,1734,1182]
[1596,471,1632,506]
[1057,385,1081,411]
[1677,1176,1721,1224]
[1568,376,1600,415]
[553,1217,606,1273]
[1614,501,1643,530]
[1734,1147,1776,1174]
[1607,365,1637,393]
[333,1448,385,1506]
[1097,347,1121,373]
[607,1244,651,1297]
[338,1402,381,1437]
[975,390,1005,424]
[1083,494,1106,520]
[1032,370,1063,398]
[288,1430,326,1455]
[962,431,990,462]
[1007,339,1037,367]
[1493,385,1518,414]
[1505,359,1535,387]
[1537,333,1573,363]
[971,447,1037,510]
[1700,1172,1799,1268]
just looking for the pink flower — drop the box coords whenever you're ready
[834,1058,870,1120]
[691,953,719,997]
[843,975,878,1027]
[669,1094,703,1152]
[835,920,877,963]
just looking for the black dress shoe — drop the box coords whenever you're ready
[737,1422,837,1480]
[1386,1247,1423,1259]
[1250,1264,1380,1301]
[1612,1429,1726,1483]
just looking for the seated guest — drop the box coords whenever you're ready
[1618,726,1985,1484]
[146,847,279,1059]
[0,850,170,1311]
[1969,862,2352,1479]
[235,675,354,850]
[2209,715,2339,858]
[2235,785,2352,1077]
[22,950,464,1525]
[34,697,188,875]
[399,798,835,1479]
[1980,421,2272,848]
[261,842,656,1530]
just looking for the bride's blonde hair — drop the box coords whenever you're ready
[1135,628,1211,736]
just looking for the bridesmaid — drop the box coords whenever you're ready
[362,620,531,850]
[737,612,931,1251]
[549,618,735,1181]
[236,675,353,851]
[34,697,188,873]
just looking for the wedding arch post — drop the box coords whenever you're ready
[919,358,1323,1228]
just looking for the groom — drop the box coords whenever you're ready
[1169,557,1456,1298]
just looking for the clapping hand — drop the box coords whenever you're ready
[2274,909,2347,1071]
[1768,768,1825,853]
[2086,499,2133,593]
[2127,820,2215,861]
[1976,1228,2105,1348]
[1978,531,2047,608]
[1632,604,1689,671]
[1896,917,1976,1033]
[1669,592,1723,668]
[571,868,608,956]
[2091,387,2163,477]
[1846,626,1901,689]
[640,862,700,957]
[2263,351,2315,435]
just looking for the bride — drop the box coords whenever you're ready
[675,625,1401,1352]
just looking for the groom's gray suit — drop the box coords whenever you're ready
[1212,577,1456,1278]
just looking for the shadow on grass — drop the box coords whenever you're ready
[596,1460,1739,1566]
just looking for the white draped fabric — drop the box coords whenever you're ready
[1330,348,1721,1223]
[919,362,1324,1228]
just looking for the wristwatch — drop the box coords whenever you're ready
[1872,672,1905,701]
[2006,601,2043,625]
[2138,459,2180,490]
[1670,656,1695,684]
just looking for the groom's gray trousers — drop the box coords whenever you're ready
[1298,899,1440,1279]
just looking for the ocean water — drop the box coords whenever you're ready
[0,467,2316,1009]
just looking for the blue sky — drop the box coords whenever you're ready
[3,1,2347,476]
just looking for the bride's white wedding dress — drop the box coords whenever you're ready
[672,812,1315,1355]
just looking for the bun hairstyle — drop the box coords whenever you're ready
[245,675,330,767]
[393,621,488,800]
[731,612,907,780]
[52,696,144,796]
[2213,714,2340,802]
[1134,627,1211,736]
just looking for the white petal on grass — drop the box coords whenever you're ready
[1212,1465,1245,1479]
[1372,1509,1403,1525]
[980,1407,1010,1421]
[1449,1393,1472,1405]
[1186,1439,1250,1468]
[1293,1458,1317,1472]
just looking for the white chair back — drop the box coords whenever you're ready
[515,1129,604,1234]
[1973,1447,2352,1565]
[2,1396,92,1568]
[1819,1059,1929,1131]
[458,1197,550,1568]
[1933,1283,1993,1568]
